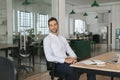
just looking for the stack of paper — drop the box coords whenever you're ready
[81,59,106,66]
[81,60,96,65]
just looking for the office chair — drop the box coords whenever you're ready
[92,34,100,44]
[10,36,34,73]
[0,56,17,80]
[40,40,66,80]
[17,37,34,73]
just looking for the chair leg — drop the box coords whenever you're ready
[111,77,114,80]
[51,76,54,80]
[58,78,64,80]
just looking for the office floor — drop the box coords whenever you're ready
[0,44,120,80]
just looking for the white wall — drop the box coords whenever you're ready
[112,5,120,49]
[7,0,13,43]
[68,13,85,36]
[52,0,66,37]
[0,0,7,43]
[86,12,99,34]
[0,0,6,9]
[58,0,66,37]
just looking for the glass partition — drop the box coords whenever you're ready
[12,0,56,43]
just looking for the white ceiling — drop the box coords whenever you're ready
[66,0,120,6]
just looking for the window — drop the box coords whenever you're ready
[17,11,49,35]
[75,19,85,33]
[17,11,34,32]
[37,14,49,35]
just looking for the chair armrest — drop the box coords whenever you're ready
[46,61,56,70]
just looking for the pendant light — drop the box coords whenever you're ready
[70,10,76,14]
[83,12,88,16]
[95,15,98,19]
[22,0,30,5]
[108,10,111,13]
[91,0,99,7]
[70,5,76,14]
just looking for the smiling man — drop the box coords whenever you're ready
[43,17,96,80]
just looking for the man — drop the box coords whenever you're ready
[43,17,96,80]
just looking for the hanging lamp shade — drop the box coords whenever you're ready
[95,15,98,19]
[108,10,111,13]
[22,0,30,5]
[83,12,88,16]
[70,10,76,14]
[91,0,99,7]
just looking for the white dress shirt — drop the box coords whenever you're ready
[43,33,77,63]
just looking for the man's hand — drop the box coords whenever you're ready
[64,57,77,64]
[70,57,77,64]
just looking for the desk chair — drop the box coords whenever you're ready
[17,48,33,73]
[0,56,17,80]
[92,34,100,44]
[40,40,66,80]
[17,40,34,73]
[47,62,66,80]
[10,40,34,73]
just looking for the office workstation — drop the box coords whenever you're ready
[71,51,120,79]
[0,42,38,68]
[0,0,120,80]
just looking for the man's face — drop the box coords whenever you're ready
[49,20,58,33]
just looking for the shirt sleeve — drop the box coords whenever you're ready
[62,37,77,57]
[43,37,65,63]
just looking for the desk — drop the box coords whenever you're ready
[0,43,38,67]
[71,52,120,78]
[0,44,17,57]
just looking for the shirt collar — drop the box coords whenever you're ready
[49,33,59,37]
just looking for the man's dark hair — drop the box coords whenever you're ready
[48,17,58,26]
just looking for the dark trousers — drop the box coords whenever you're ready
[55,63,96,80]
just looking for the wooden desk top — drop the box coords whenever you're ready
[71,51,120,73]
[0,42,39,49]
[0,43,18,49]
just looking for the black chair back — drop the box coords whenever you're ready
[0,56,17,80]
[40,39,65,80]
[18,37,32,58]
[16,37,34,73]
[93,34,100,43]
